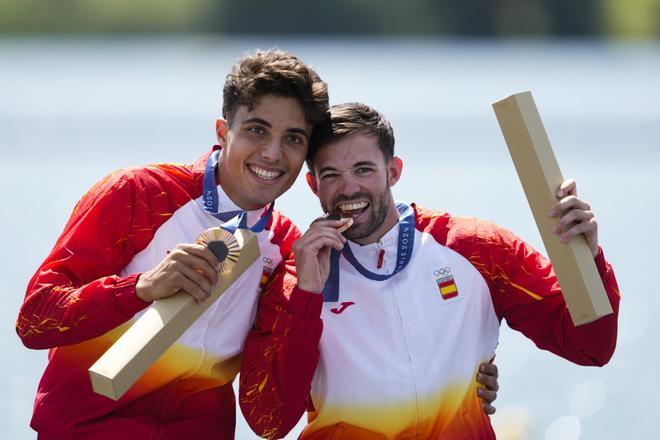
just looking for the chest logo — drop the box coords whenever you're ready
[434,267,459,300]
[330,301,355,314]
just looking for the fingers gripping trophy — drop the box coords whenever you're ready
[89,227,259,400]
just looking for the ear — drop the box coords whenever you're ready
[306,171,319,196]
[387,156,404,187]
[215,118,228,147]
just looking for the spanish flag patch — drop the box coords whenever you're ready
[259,267,273,290]
[437,275,459,300]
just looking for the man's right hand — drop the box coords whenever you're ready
[136,243,220,303]
[292,219,347,293]
[476,361,499,415]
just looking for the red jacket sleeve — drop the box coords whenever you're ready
[450,216,620,366]
[16,171,152,349]
[239,260,323,439]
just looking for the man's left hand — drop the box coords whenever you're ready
[548,178,599,257]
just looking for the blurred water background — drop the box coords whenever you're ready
[2,2,659,439]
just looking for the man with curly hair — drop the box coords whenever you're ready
[16,49,329,439]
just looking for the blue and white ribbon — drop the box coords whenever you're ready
[202,149,273,233]
[322,202,415,302]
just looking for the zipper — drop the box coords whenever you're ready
[376,239,385,269]
[390,281,421,437]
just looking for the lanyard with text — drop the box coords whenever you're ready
[202,149,273,233]
[322,202,415,302]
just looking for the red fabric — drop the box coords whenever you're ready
[239,262,323,439]
[36,382,236,440]
[17,158,208,349]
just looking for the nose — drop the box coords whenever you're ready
[337,174,361,197]
[260,138,283,162]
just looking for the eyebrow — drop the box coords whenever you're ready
[241,117,309,139]
[318,166,339,175]
[318,161,377,175]
[241,117,271,128]
[288,127,309,139]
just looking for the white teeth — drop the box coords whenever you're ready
[338,201,368,211]
[249,165,281,180]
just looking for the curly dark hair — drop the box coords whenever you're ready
[222,49,329,127]
[308,102,395,169]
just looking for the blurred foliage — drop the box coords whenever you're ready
[0,0,658,38]
[603,0,660,38]
[0,0,211,33]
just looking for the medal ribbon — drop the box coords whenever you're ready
[322,202,415,302]
[202,149,273,233]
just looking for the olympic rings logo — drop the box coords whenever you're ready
[262,257,274,266]
[433,267,451,276]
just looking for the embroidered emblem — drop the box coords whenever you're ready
[436,275,459,300]
[433,267,459,300]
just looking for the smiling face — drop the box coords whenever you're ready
[307,132,403,244]
[216,94,312,210]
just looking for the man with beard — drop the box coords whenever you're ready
[239,102,620,439]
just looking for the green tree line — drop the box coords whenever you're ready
[1,0,658,38]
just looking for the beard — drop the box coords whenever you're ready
[322,179,392,242]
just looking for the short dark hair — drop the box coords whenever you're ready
[222,49,329,126]
[308,102,395,169]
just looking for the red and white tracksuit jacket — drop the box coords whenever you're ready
[239,204,620,440]
[16,147,300,439]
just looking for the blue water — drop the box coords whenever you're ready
[1,37,658,439]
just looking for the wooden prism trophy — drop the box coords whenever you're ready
[492,91,612,326]
[88,227,260,400]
